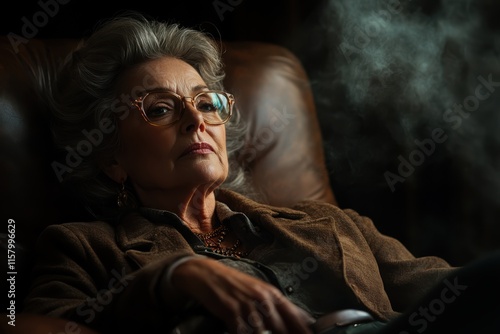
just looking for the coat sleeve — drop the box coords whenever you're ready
[23,223,197,333]
[342,208,458,312]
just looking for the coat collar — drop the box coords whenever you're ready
[114,188,327,254]
[112,189,310,262]
[114,188,349,263]
[215,188,308,220]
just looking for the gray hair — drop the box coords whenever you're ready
[49,13,252,217]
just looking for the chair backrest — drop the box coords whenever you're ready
[0,38,336,290]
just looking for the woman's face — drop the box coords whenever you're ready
[107,57,228,206]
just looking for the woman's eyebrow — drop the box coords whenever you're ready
[143,84,209,93]
[192,84,209,92]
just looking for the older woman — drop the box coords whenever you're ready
[23,13,499,334]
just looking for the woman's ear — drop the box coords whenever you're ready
[100,158,128,184]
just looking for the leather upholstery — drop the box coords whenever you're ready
[221,41,336,207]
[0,36,336,332]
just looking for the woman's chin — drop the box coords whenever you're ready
[184,166,227,189]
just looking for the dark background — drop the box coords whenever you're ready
[2,0,500,266]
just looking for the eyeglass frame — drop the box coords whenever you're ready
[131,89,235,127]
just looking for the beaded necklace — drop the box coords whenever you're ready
[194,223,248,258]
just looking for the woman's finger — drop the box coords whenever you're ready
[273,292,315,333]
[237,287,312,334]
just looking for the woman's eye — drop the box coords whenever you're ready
[197,102,218,112]
[146,104,174,119]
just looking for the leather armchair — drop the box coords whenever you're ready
[0,36,336,332]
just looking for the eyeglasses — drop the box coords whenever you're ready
[132,90,234,126]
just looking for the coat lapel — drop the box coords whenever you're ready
[218,189,345,273]
[115,211,194,268]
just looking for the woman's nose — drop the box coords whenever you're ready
[180,102,206,133]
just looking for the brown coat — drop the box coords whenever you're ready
[23,189,455,333]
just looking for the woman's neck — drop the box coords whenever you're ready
[138,186,218,234]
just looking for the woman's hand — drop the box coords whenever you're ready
[170,257,315,334]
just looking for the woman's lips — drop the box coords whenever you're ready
[180,142,215,157]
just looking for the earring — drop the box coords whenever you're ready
[117,182,129,208]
